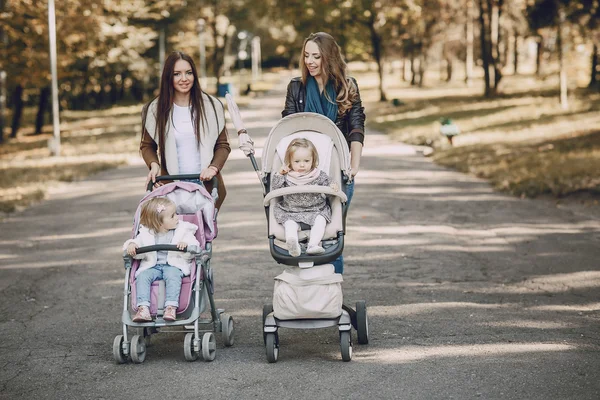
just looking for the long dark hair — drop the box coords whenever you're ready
[141,51,216,169]
[300,32,357,116]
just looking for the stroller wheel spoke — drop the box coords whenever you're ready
[130,335,147,364]
[201,332,217,361]
[184,332,199,361]
[112,335,127,364]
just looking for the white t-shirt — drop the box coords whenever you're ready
[172,103,202,174]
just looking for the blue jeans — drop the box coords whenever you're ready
[332,180,355,274]
[136,264,184,308]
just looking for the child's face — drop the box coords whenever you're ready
[159,203,179,231]
[290,147,313,173]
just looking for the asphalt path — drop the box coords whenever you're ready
[1,80,599,400]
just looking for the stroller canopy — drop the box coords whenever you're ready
[261,113,351,176]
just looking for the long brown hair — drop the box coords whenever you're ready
[141,51,216,170]
[300,32,358,116]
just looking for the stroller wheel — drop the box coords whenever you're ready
[184,332,199,361]
[130,335,147,364]
[138,327,154,348]
[340,331,352,362]
[112,335,127,364]
[265,332,279,363]
[201,332,216,362]
[221,313,235,347]
[356,300,369,345]
[262,304,274,345]
[262,304,274,325]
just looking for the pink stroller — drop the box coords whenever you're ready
[113,176,234,364]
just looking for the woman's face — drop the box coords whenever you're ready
[290,147,313,174]
[304,40,323,80]
[172,59,194,95]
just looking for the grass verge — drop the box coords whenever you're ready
[364,73,600,199]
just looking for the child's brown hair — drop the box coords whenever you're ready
[139,197,175,232]
[282,138,319,173]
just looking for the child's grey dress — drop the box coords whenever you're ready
[271,170,332,226]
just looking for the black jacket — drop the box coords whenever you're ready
[282,77,366,146]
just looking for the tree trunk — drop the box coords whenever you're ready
[0,69,5,144]
[589,43,598,89]
[402,58,408,82]
[465,0,474,87]
[119,72,126,101]
[158,26,166,84]
[418,53,426,87]
[10,84,23,138]
[557,8,568,109]
[0,0,6,144]
[35,86,50,135]
[536,36,543,77]
[446,57,453,82]
[368,21,386,101]
[513,33,519,74]
[488,0,503,94]
[210,3,221,92]
[478,0,492,96]
[338,14,348,59]
[410,52,417,86]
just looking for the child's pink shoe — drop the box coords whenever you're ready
[132,306,152,322]
[163,306,177,321]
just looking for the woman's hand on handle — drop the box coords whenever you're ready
[200,165,218,181]
[146,162,163,189]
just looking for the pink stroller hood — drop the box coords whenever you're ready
[131,181,218,245]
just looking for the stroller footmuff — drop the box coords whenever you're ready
[250,113,369,362]
[113,178,234,364]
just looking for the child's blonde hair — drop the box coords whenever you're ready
[140,197,175,232]
[282,138,319,173]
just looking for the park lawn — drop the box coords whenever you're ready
[0,105,141,213]
[365,74,600,199]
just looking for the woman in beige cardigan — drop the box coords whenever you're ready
[140,51,230,209]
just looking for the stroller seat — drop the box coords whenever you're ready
[261,116,350,265]
[129,212,205,316]
[269,131,344,242]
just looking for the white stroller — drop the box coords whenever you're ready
[243,112,369,362]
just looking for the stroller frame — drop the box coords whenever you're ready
[245,113,369,362]
[113,176,234,364]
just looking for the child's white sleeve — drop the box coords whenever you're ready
[123,238,139,251]
[182,225,201,260]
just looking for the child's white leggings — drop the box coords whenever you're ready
[284,215,327,247]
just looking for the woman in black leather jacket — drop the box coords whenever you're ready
[281,32,366,274]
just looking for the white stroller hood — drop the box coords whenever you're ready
[261,112,351,177]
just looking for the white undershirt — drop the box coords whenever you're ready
[172,103,201,174]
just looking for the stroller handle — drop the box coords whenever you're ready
[125,244,201,256]
[248,153,260,172]
[146,174,218,193]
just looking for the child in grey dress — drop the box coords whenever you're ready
[272,138,337,256]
